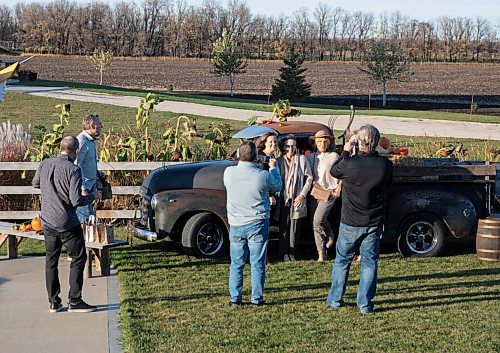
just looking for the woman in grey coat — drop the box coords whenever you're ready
[276,135,313,261]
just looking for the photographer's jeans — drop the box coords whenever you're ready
[229,219,269,305]
[327,223,382,313]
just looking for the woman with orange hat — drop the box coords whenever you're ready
[306,130,341,262]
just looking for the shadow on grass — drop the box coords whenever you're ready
[378,267,500,285]
[376,290,500,312]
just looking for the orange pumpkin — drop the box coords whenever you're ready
[31,217,42,231]
[20,223,32,232]
[379,137,391,150]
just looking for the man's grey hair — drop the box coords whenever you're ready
[357,124,380,153]
[60,135,79,153]
[82,114,100,130]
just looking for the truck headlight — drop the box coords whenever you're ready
[151,194,158,210]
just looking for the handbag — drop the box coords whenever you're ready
[100,179,113,200]
[310,181,331,202]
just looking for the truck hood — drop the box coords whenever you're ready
[140,160,236,198]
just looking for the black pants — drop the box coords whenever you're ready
[279,203,300,257]
[44,225,86,304]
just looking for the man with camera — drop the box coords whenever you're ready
[326,124,393,314]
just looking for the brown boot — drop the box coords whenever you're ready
[317,250,325,262]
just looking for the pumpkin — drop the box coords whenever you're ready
[21,223,32,232]
[379,137,391,150]
[31,216,42,231]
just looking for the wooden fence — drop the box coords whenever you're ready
[0,161,171,220]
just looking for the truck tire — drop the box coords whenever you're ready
[397,213,446,257]
[181,212,227,259]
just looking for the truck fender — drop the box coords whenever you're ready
[385,189,478,241]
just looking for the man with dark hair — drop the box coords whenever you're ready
[327,124,393,314]
[223,141,282,306]
[75,114,103,223]
[33,135,101,313]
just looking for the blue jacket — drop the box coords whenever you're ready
[223,161,282,226]
[75,130,98,192]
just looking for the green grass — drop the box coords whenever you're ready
[1,91,248,140]
[7,229,499,353]
[109,230,499,353]
[2,91,498,162]
[16,80,499,123]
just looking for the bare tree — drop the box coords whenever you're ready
[314,2,333,61]
[0,5,16,43]
[472,17,491,61]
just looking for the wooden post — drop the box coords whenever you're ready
[85,248,93,278]
[7,234,18,259]
[100,249,111,276]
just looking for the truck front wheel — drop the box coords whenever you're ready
[397,213,446,257]
[182,212,228,259]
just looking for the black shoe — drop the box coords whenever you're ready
[251,301,265,307]
[49,302,64,313]
[68,300,97,313]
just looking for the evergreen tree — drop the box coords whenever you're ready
[271,50,311,102]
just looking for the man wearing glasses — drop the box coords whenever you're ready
[75,114,103,223]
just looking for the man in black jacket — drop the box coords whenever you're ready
[33,136,100,313]
[326,124,393,314]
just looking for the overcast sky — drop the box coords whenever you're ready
[1,0,499,24]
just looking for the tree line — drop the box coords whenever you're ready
[0,0,498,62]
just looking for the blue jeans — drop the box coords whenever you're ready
[327,223,382,313]
[229,219,269,305]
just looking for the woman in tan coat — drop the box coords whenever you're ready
[306,130,341,262]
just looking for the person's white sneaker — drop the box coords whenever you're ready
[283,255,290,262]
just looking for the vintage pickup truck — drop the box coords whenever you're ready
[133,121,499,259]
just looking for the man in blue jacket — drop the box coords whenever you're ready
[327,124,393,314]
[75,114,103,223]
[223,141,282,306]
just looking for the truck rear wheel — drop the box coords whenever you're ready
[182,212,227,259]
[397,213,446,257]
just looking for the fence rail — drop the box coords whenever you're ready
[0,161,172,220]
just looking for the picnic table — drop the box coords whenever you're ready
[0,221,127,277]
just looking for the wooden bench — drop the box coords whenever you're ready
[0,221,127,278]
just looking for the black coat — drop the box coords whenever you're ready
[331,151,393,227]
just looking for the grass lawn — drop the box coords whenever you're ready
[2,91,497,162]
[8,229,500,353]
[113,232,500,353]
[16,80,500,124]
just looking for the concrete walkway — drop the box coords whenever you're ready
[6,85,500,141]
[0,256,121,353]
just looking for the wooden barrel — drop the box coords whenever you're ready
[476,215,500,262]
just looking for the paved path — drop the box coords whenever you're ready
[0,256,121,353]
[7,86,500,141]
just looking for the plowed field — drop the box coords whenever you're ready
[21,55,500,113]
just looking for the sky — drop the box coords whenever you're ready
[0,0,499,24]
